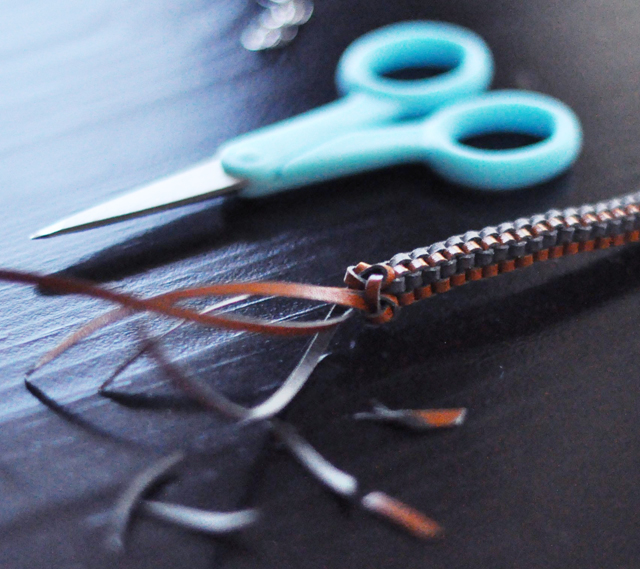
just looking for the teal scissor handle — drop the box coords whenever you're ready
[219,21,494,197]
[335,20,493,116]
[281,90,583,190]
[422,90,582,189]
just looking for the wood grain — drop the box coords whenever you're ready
[1,1,639,568]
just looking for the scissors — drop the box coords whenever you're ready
[32,21,582,239]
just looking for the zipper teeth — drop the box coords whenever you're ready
[344,190,640,307]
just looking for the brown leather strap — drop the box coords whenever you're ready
[0,269,365,336]
[156,281,368,308]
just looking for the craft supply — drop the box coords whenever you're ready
[270,419,444,538]
[342,192,640,322]
[5,190,640,547]
[11,191,640,349]
[32,21,582,239]
[106,452,186,551]
[108,452,259,550]
[354,401,468,430]
[99,324,445,543]
[361,492,444,539]
[139,501,260,534]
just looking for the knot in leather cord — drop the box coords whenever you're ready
[343,263,400,325]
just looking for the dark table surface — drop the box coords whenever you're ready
[1,1,639,568]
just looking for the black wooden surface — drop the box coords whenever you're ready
[1,1,639,568]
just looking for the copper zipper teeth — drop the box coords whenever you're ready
[344,191,640,309]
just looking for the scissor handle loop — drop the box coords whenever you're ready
[425,90,583,190]
[336,21,494,116]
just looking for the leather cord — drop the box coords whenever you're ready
[0,269,366,336]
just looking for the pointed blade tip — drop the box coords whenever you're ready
[28,157,245,240]
[30,229,52,240]
[30,224,74,240]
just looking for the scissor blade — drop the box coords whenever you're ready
[31,156,247,239]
